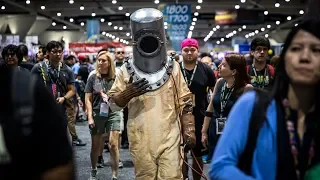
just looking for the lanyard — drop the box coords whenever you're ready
[220,82,234,118]
[252,64,267,89]
[181,61,198,87]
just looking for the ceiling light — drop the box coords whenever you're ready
[57,12,61,16]
[164,26,168,29]
[198,0,203,3]
[112,0,117,4]
[190,26,194,31]
[126,33,130,36]
[275,3,280,7]
[241,0,246,3]
[80,5,84,10]
[102,31,106,35]
[194,12,199,16]
[69,18,74,22]
[264,11,268,15]
[261,27,265,31]
[41,5,45,10]
[299,10,304,15]
[52,22,56,26]
[265,34,269,38]
[213,27,217,31]
[255,30,259,34]
[193,18,197,21]
[216,25,220,29]
[92,12,96,17]
[106,33,109,36]
[80,22,84,26]
[221,38,224,42]
[125,12,130,16]
[108,22,112,26]
[217,41,220,44]
[114,26,118,30]
[120,39,123,42]
[233,30,237,34]
[191,22,196,26]
[245,34,249,38]
[287,16,292,21]
[295,23,298,26]
[267,24,271,28]
[187,31,193,38]
[154,0,160,4]
[196,5,201,10]
[164,22,168,26]
[100,18,105,22]
[26,0,30,4]
[119,27,123,30]
[238,28,242,31]
[69,0,74,4]
[242,25,246,29]
[63,25,67,29]
[235,5,240,9]
[285,0,290,2]
[112,35,115,39]
[276,21,280,25]
[118,5,123,11]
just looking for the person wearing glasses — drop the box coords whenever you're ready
[31,41,76,131]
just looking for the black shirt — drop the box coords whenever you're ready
[31,61,75,98]
[180,61,216,118]
[0,67,73,179]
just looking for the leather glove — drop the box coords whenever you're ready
[181,97,196,152]
[111,76,149,107]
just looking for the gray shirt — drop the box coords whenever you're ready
[84,73,115,111]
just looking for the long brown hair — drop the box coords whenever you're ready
[225,53,250,92]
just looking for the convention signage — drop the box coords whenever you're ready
[86,20,100,42]
[69,42,124,54]
[163,4,191,53]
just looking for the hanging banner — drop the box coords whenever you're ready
[69,42,124,55]
[163,4,191,53]
[86,20,100,42]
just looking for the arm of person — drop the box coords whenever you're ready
[84,74,94,122]
[209,91,257,180]
[207,65,217,92]
[107,66,128,111]
[33,78,75,180]
[201,78,223,136]
[64,67,76,100]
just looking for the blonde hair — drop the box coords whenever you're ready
[95,51,116,79]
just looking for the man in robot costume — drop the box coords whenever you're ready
[107,8,196,179]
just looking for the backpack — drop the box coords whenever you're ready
[247,64,275,78]
[237,89,272,175]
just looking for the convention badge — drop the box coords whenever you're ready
[216,117,227,135]
[99,102,109,117]
[51,83,57,98]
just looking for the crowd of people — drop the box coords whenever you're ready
[0,5,320,180]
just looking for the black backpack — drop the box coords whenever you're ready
[237,89,272,175]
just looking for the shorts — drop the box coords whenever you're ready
[90,110,121,135]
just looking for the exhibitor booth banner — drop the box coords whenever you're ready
[69,42,125,55]
[163,4,191,53]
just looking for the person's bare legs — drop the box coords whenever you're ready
[90,134,103,169]
[109,131,120,178]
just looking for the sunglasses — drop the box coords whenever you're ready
[116,51,125,55]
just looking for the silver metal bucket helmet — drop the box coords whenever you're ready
[126,8,174,91]
[130,8,167,73]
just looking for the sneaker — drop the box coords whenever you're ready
[73,139,87,146]
[89,169,98,180]
[97,157,104,168]
[118,160,123,168]
[111,177,118,180]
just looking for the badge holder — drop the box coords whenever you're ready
[216,117,227,135]
[100,103,109,117]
